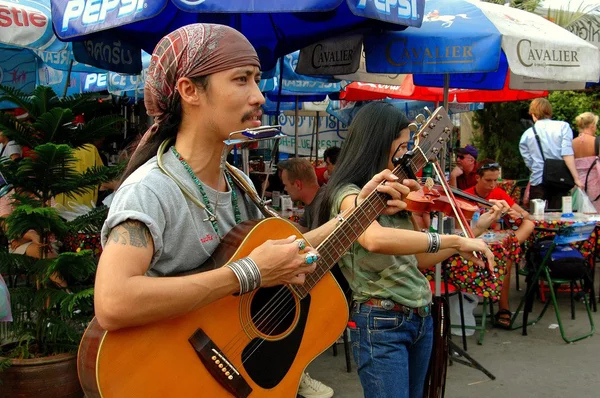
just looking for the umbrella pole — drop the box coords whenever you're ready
[62,59,73,99]
[295,96,299,158]
[315,111,320,163]
[442,74,450,110]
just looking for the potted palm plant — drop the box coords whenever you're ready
[0,85,123,397]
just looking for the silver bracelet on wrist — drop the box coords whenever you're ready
[226,257,262,294]
[426,232,441,253]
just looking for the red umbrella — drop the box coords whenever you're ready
[340,74,547,103]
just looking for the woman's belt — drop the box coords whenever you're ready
[364,298,431,317]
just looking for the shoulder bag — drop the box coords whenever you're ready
[532,125,575,191]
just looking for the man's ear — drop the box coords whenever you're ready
[295,180,303,190]
[176,77,201,106]
[475,175,481,183]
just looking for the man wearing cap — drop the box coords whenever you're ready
[449,144,479,190]
[93,23,412,396]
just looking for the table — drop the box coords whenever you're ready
[422,231,521,301]
[527,213,600,259]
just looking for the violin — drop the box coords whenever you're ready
[405,181,479,220]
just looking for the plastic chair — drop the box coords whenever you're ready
[510,222,596,343]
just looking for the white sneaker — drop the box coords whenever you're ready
[298,372,334,398]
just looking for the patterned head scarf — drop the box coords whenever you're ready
[143,23,260,138]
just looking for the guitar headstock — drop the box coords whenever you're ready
[411,107,453,163]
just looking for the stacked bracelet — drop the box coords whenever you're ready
[426,232,441,253]
[226,257,262,294]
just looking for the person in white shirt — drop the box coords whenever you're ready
[519,98,582,210]
[0,131,22,161]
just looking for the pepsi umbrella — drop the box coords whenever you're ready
[50,0,425,71]
[363,0,600,88]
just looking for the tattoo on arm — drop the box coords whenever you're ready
[106,221,152,248]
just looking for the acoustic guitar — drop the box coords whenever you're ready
[77,107,453,397]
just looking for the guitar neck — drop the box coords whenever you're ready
[295,150,430,298]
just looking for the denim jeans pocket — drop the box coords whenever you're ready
[370,313,407,333]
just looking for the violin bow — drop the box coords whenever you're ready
[430,161,496,279]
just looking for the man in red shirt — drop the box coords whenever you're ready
[464,159,535,328]
[450,145,479,190]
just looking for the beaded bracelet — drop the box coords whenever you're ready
[226,257,262,294]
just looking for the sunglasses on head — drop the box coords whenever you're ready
[479,162,500,172]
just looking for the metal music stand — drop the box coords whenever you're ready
[432,204,495,381]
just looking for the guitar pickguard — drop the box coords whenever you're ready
[241,295,311,389]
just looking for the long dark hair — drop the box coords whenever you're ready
[119,76,210,184]
[317,102,409,226]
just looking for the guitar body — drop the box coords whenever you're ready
[78,218,348,397]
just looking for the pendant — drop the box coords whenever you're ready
[204,214,217,223]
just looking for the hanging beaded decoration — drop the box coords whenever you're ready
[171,146,242,237]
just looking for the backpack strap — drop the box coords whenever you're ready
[585,136,600,202]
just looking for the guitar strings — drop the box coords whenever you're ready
[218,136,439,365]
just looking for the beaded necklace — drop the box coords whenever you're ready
[171,146,242,237]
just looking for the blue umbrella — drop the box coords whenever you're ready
[261,52,341,157]
[0,48,37,109]
[363,0,600,90]
[50,0,425,71]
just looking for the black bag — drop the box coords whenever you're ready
[526,236,590,281]
[532,126,575,191]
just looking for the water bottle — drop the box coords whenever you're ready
[470,211,480,230]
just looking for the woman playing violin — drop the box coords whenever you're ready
[315,102,498,398]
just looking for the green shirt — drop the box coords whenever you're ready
[331,184,432,308]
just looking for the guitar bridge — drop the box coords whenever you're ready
[189,329,252,398]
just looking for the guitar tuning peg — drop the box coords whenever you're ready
[415,114,426,124]
[408,123,418,132]
[423,107,433,117]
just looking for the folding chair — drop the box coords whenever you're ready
[510,222,596,343]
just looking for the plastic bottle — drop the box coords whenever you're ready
[470,211,480,230]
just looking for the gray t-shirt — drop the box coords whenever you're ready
[101,149,263,277]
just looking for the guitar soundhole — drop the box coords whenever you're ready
[250,286,296,336]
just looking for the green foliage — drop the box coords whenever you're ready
[548,90,600,132]
[0,85,124,362]
[66,206,110,235]
[483,0,541,11]
[472,101,532,179]
[545,1,600,28]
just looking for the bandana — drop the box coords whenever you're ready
[143,23,260,139]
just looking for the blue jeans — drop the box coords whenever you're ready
[349,302,434,398]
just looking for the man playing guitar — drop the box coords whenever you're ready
[93,23,413,396]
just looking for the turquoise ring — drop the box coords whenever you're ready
[297,239,306,251]
[305,252,320,265]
